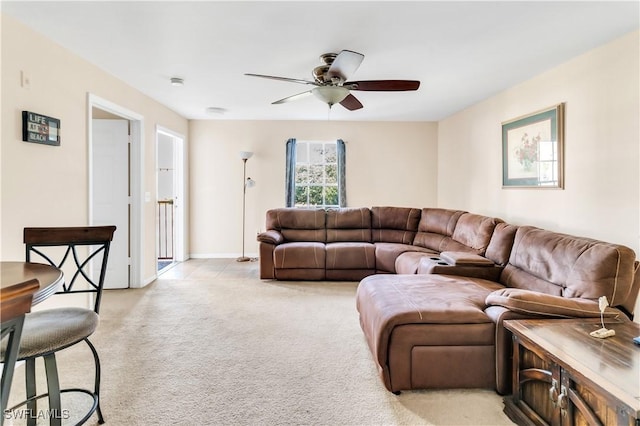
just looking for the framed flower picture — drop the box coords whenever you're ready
[502,103,564,188]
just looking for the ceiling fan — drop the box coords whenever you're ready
[245,50,420,111]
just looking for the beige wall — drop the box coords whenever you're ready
[188,120,438,257]
[1,15,189,283]
[438,30,639,255]
[438,31,640,319]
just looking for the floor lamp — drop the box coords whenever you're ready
[238,151,256,262]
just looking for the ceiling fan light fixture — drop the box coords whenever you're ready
[246,49,420,112]
[312,86,349,106]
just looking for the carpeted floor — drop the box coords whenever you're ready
[6,259,516,425]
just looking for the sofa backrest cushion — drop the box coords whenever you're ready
[265,208,326,243]
[485,222,518,266]
[420,208,464,235]
[450,213,502,253]
[500,226,637,306]
[326,207,372,242]
[412,208,465,251]
[371,206,421,244]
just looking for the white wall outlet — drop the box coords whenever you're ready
[21,70,31,89]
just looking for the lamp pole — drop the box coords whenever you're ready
[237,151,253,262]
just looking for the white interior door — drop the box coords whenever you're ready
[92,119,130,289]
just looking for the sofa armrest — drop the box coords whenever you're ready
[417,256,503,281]
[439,251,495,266]
[425,265,503,281]
[257,230,284,245]
[485,288,621,319]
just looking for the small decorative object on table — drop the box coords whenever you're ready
[589,296,616,339]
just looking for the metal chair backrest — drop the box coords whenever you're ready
[24,226,116,314]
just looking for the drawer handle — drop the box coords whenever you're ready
[549,379,559,406]
[558,385,568,416]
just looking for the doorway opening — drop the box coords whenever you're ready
[156,127,185,274]
[88,93,144,288]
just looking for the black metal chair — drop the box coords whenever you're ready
[1,278,39,426]
[2,226,116,426]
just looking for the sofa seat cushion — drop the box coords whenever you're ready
[273,242,326,269]
[374,243,434,273]
[326,242,375,270]
[356,274,504,369]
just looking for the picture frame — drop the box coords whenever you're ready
[22,111,61,146]
[502,103,564,188]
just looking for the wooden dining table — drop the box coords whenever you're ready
[1,261,64,305]
[1,260,64,425]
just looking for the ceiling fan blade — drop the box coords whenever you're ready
[245,73,318,86]
[340,94,363,111]
[326,50,365,82]
[272,90,313,105]
[346,80,421,91]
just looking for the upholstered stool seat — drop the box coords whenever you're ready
[14,308,99,358]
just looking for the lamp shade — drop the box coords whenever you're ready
[245,177,256,188]
[239,151,253,160]
[312,86,350,106]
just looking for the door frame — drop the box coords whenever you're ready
[87,93,145,288]
[156,126,187,263]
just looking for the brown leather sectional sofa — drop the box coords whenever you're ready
[258,206,504,281]
[257,206,640,395]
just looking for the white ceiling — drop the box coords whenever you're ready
[2,1,638,121]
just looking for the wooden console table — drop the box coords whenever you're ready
[503,318,639,426]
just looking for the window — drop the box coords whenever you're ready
[285,139,346,208]
[295,141,338,207]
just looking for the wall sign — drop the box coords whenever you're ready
[22,111,60,146]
